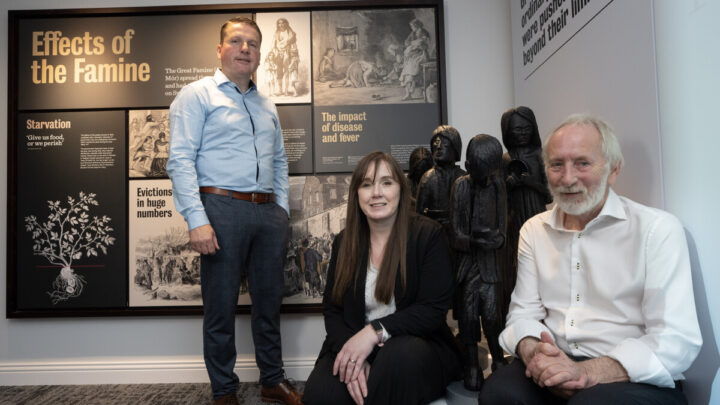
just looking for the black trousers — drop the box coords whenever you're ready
[303,335,459,405]
[478,358,688,405]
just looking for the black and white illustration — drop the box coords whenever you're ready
[128,109,170,178]
[129,176,349,307]
[8,4,446,316]
[129,179,202,306]
[256,12,312,104]
[282,174,350,304]
[312,8,438,106]
[24,192,115,304]
[15,110,127,310]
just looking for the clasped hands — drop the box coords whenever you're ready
[520,332,596,398]
[333,325,379,405]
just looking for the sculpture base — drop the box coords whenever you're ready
[428,344,490,404]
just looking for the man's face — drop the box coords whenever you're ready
[545,123,618,217]
[217,23,261,84]
[432,135,455,164]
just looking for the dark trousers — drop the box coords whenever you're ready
[200,193,288,399]
[478,358,688,405]
[303,335,459,405]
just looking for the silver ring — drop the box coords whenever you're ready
[349,359,356,364]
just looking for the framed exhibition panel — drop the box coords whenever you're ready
[7,0,447,317]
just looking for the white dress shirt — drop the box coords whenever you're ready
[500,189,702,388]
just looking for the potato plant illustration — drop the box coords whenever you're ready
[24,192,115,304]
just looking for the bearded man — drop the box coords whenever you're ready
[479,113,702,404]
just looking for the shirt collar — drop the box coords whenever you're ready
[545,188,627,231]
[213,68,257,93]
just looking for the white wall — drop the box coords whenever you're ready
[444,0,514,158]
[510,0,662,208]
[0,0,514,384]
[653,2,720,404]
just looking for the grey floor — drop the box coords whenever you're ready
[0,382,305,405]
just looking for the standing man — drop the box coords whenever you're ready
[167,17,302,405]
[479,114,702,404]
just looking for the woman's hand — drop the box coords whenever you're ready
[333,324,379,383]
[345,361,371,405]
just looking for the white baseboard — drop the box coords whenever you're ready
[0,357,316,386]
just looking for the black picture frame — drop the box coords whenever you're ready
[7,0,447,318]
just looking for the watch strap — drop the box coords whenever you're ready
[370,320,385,346]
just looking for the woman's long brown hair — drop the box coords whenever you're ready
[331,151,411,305]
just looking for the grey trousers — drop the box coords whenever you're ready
[200,193,288,399]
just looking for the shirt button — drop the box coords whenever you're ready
[574,342,579,349]
[578,232,583,238]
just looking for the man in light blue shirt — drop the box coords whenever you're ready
[167,17,300,405]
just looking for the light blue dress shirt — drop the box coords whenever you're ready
[167,69,289,230]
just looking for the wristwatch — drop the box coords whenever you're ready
[370,319,385,347]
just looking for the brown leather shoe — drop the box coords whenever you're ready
[260,379,303,405]
[213,393,239,405]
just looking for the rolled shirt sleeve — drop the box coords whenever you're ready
[606,214,702,387]
[499,218,553,355]
[167,83,209,230]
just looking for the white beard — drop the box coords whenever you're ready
[551,169,608,216]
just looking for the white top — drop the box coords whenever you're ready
[365,260,395,341]
[499,189,702,388]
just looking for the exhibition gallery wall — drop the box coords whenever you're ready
[1,1,717,403]
[9,2,447,316]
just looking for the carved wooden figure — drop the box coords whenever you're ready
[500,107,552,317]
[450,134,507,391]
[416,125,466,227]
[408,146,433,202]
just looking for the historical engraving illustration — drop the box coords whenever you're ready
[128,109,170,178]
[129,179,201,306]
[129,176,349,307]
[24,192,115,304]
[312,8,438,106]
[256,12,312,104]
[283,174,350,304]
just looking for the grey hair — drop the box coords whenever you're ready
[543,113,624,170]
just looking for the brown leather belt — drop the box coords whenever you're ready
[199,186,274,203]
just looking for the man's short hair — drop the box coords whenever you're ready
[220,17,262,44]
[544,113,624,170]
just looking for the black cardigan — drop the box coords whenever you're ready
[319,214,462,370]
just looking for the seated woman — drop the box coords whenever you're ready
[303,151,462,405]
